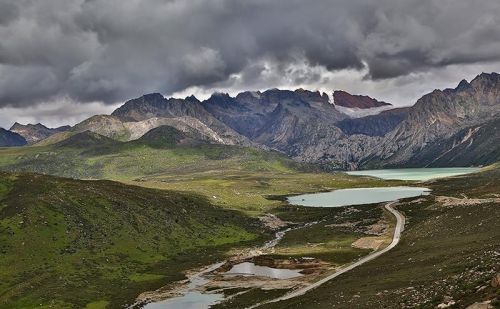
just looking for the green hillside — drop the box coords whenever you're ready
[0,135,393,214]
[0,132,297,180]
[0,172,263,308]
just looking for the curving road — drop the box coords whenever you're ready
[247,201,405,308]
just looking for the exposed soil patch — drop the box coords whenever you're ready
[351,237,385,250]
[435,195,500,207]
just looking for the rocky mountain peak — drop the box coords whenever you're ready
[455,79,472,92]
[134,93,165,105]
[470,72,500,90]
[185,95,200,103]
[294,89,330,104]
[259,89,314,109]
[143,93,164,100]
[10,122,22,129]
[10,122,46,130]
[211,92,231,98]
[112,93,168,121]
[205,92,239,109]
[235,91,262,102]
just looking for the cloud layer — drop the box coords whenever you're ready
[1,0,500,124]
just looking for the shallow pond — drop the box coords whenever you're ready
[143,263,224,309]
[144,292,223,309]
[287,186,430,208]
[346,167,480,181]
[225,262,303,279]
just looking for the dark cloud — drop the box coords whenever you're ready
[0,1,18,25]
[0,0,500,108]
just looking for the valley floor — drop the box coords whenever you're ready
[0,151,398,309]
[0,143,499,308]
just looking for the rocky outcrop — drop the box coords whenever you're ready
[203,91,273,138]
[111,93,253,146]
[110,89,351,165]
[204,88,350,165]
[0,128,27,147]
[124,116,227,143]
[72,115,131,141]
[204,89,345,139]
[65,114,243,146]
[10,122,70,144]
[336,107,409,137]
[399,117,500,167]
[362,73,500,168]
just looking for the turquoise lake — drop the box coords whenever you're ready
[287,186,430,208]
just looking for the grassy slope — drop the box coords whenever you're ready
[0,142,397,215]
[261,166,500,309]
[0,172,264,309]
[271,204,387,265]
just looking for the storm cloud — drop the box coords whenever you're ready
[1,0,500,112]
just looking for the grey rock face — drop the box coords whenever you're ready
[111,93,253,146]
[336,107,410,137]
[204,89,350,164]
[39,72,500,169]
[385,117,500,168]
[363,73,500,168]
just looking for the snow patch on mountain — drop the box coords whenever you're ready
[335,105,395,118]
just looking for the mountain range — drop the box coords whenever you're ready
[9,122,70,144]
[2,72,499,170]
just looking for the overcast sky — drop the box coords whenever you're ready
[1,0,500,128]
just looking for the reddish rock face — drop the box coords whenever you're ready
[333,90,392,109]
